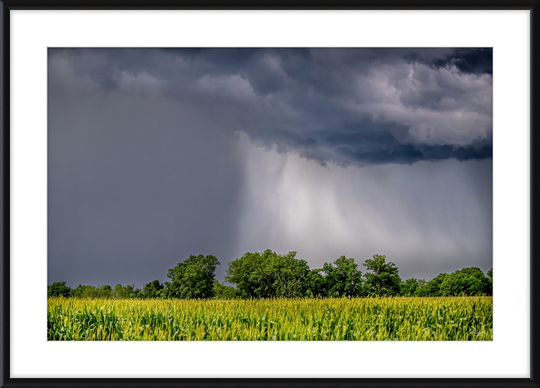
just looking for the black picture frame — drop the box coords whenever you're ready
[1,1,538,387]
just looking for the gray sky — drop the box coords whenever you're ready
[48,48,492,288]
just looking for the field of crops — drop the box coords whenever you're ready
[47,297,492,341]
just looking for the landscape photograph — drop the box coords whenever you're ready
[47,48,493,341]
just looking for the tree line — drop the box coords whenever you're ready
[48,250,493,299]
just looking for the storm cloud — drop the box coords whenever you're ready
[53,48,492,167]
[48,48,492,287]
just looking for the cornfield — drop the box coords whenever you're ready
[47,297,492,341]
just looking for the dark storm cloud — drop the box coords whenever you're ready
[48,48,492,287]
[430,48,493,75]
[51,48,492,167]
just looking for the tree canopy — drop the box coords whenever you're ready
[439,267,491,296]
[321,256,363,297]
[47,281,71,298]
[363,254,401,297]
[167,254,220,299]
[225,250,309,299]
[48,251,493,300]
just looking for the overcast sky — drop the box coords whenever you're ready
[48,48,492,288]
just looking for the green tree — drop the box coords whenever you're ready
[213,281,240,299]
[132,287,144,299]
[123,284,134,298]
[123,284,142,299]
[304,269,327,298]
[413,279,428,296]
[401,278,419,297]
[158,282,171,299]
[440,267,490,296]
[143,280,164,299]
[167,254,220,299]
[111,284,127,299]
[416,273,448,296]
[486,268,493,295]
[225,250,310,299]
[225,250,276,298]
[362,254,401,297]
[48,281,72,297]
[96,285,112,299]
[272,251,310,298]
[72,284,98,299]
[321,256,362,297]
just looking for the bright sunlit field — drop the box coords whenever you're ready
[48,296,492,341]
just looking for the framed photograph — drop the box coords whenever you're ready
[1,1,538,387]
